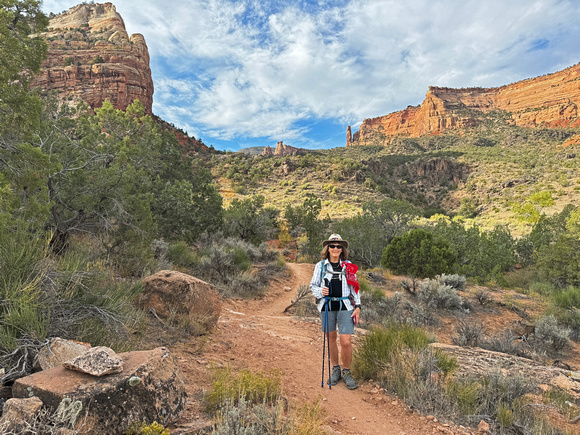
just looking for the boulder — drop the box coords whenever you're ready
[35,337,92,371]
[63,346,123,376]
[0,396,43,432]
[12,347,187,434]
[138,270,222,333]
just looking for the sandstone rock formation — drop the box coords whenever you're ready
[63,346,123,376]
[348,62,580,146]
[12,347,187,434]
[31,3,154,114]
[262,141,304,157]
[35,337,92,371]
[138,270,222,333]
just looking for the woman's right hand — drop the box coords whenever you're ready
[322,286,329,296]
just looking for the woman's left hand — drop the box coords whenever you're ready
[351,307,360,325]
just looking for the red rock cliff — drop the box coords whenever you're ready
[348,62,580,146]
[31,3,153,115]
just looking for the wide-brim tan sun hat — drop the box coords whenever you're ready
[322,233,348,249]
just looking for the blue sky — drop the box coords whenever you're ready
[42,0,580,152]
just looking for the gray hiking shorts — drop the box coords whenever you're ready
[320,309,355,334]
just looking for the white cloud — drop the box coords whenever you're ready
[42,0,580,149]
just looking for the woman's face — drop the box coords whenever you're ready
[327,243,343,261]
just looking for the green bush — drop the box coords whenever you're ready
[528,281,556,296]
[418,279,464,310]
[167,241,197,268]
[551,286,580,310]
[382,229,456,279]
[529,315,570,353]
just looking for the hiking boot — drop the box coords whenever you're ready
[342,368,358,390]
[327,365,342,386]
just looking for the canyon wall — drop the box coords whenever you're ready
[31,3,154,115]
[348,63,580,146]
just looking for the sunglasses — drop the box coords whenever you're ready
[328,245,343,249]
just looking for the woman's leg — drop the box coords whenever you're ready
[339,333,352,368]
[328,330,339,366]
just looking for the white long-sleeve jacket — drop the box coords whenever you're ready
[310,259,361,312]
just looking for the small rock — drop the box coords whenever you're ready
[36,338,91,371]
[63,346,123,376]
[0,397,43,432]
[478,419,490,433]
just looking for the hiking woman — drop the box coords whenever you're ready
[310,234,361,389]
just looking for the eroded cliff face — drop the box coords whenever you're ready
[31,2,153,115]
[348,63,580,146]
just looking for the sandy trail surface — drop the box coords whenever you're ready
[172,263,472,434]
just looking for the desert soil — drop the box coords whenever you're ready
[170,263,474,435]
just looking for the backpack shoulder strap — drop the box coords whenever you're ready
[319,260,326,283]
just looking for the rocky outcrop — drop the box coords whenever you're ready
[262,141,304,157]
[31,3,153,114]
[12,347,187,434]
[432,343,580,400]
[138,270,222,334]
[348,62,580,146]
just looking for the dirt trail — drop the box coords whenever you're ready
[172,263,471,434]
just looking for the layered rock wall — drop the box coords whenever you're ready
[348,62,580,146]
[31,2,153,114]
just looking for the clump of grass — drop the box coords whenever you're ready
[474,288,492,305]
[289,399,327,435]
[351,324,455,396]
[204,367,282,414]
[212,397,327,435]
[452,319,486,347]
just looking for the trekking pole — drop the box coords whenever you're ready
[321,298,326,388]
[326,298,331,389]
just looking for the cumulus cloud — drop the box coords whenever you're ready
[42,0,580,149]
